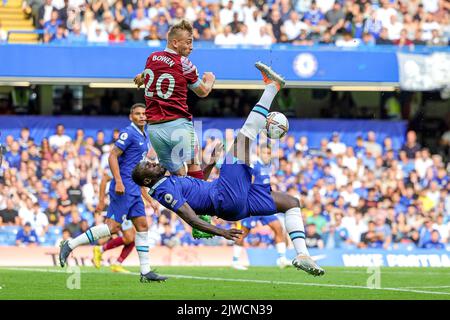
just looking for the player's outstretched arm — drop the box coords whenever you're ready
[191,72,215,98]
[95,172,112,213]
[176,203,242,241]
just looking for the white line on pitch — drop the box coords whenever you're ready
[400,286,450,289]
[2,267,450,296]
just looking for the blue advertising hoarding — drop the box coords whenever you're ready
[0,44,399,83]
[247,248,450,267]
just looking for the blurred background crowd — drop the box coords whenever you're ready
[0,123,449,250]
[8,0,449,46]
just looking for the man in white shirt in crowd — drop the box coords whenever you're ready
[327,132,346,155]
[130,8,151,40]
[220,0,235,27]
[214,25,238,46]
[283,11,308,41]
[49,124,72,150]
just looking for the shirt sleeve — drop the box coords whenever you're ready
[114,129,132,152]
[181,56,200,87]
[154,179,186,212]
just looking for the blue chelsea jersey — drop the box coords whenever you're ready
[252,158,271,185]
[110,123,149,196]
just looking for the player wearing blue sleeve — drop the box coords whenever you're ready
[132,62,324,277]
[59,104,167,282]
[231,144,290,270]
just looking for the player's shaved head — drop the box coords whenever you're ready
[167,19,193,42]
[132,161,166,187]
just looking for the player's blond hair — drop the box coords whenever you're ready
[167,20,193,41]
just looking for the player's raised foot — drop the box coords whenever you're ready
[111,264,131,273]
[140,271,168,283]
[292,255,325,277]
[231,262,248,270]
[59,240,72,268]
[93,245,102,269]
[276,257,292,269]
[255,61,285,90]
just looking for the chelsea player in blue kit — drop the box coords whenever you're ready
[132,62,324,276]
[59,104,167,282]
[230,144,290,270]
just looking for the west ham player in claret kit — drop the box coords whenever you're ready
[134,19,215,178]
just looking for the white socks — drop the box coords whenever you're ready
[232,244,243,262]
[284,207,309,256]
[68,224,111,249]
[241,83,278,141]
[275,242,287,259]
[257,83,278,108]
[135,231,150,275]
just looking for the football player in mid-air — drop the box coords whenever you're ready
[227,144,290,270]
[59,104,167,282]
[132,62,325,276]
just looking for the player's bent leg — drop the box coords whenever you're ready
[131,216,168,282]
[232,226,249,270]
[59,222,115,268]
[111,226,135,273]
[226,64,283,165]
[268,219,290,269]
[271,192,325,277]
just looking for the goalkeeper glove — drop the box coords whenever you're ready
[192,215,215,239]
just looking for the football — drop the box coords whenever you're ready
[265,112,289,139]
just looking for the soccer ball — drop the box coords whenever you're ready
[265,112,289,139]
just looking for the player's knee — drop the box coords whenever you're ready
[287,196,300,209]
[106,219,121,234]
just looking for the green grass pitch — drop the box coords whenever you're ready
[0,266,450,300]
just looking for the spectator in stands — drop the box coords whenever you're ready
[38,0,56,28]
[227,11,243,34]
[303,0,327,37]
[67,23,87,43]
[4,141,21,169]
[130,8,151,40]
[193,10,210,39]
[109,25,126,42]
[401,130,421,159]
[360,32,375,46]
[305,223,324,249]
[43,10,62,43]
[363,131,382,157]
[427,29,447,46]
[214,24,238,46]
[325,1,345,36]
[88,24,109,43]
[48,124,71,150]
[16,222,39,247]
[50,25,68,43]
[327,132,346,155]
[422,229,445,249]
[283,11,308,42]
[335,30,360,47]
[0,199,20,226]
[393,28,414,48]
[266,8,283,42]
[44,198,61,226]
[376,27,392,44]
[66,204,82,237]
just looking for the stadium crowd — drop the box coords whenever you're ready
[16,0,449,47]
[0,123,449,251]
